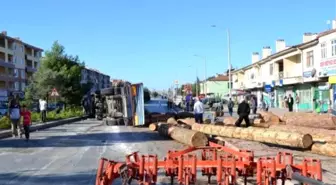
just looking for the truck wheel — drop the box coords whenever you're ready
[105,118,117,126]
[116,118,124,125]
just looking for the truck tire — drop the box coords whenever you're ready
[105,118,117,126]
[116,118,124,125]
[101,88,114,96]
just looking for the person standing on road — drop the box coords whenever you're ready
[235,97,251,127]
[193,97,204,124]
[39,98,47,122]
[8,94,22,138]
[20,105,32,141]
[227,98,234,116]
[287,94,294,112]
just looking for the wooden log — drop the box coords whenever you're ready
[259,111,280,124]
[157,123,175,137]
[284,113,336,130]
[223,117,269,128]
[223,117,237,126]
[177,118,196,126]
[311,143,336,157]
[149,123,158,131]
[269,125,336,143]
[191,124,313,149]
[167,117,178,124]
[169,127,208,147]
[214,136,240,151]
[281,112,316,122]
[253,118,264,124]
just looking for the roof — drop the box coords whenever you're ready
[317,28,336,38]
[208,75,229,81]
[0,33,44,51]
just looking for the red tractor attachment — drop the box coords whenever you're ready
[95,142,323,185]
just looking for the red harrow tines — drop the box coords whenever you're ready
[95,142,324,185]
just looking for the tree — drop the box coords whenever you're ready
[152,91,159,97]
[144,87,151,102]
[25,41,92,106]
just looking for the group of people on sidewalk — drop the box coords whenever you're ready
[7,94,48,141]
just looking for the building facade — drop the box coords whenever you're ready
[200,75,230,98]
[81,67,110,93]
[232,20,336,112]
[0,31,43,100]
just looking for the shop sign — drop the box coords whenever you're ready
[319,58,336,76]
[318,82,330,90]
[329,76,336,84]
[264,85,273,92]
[303,71,312,78]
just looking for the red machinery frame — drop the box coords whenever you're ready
[95,142,323,185]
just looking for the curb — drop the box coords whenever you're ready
[0,116,88,139]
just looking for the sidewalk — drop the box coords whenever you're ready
[0,116,87,139]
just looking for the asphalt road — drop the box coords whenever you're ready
[0,119,187,185]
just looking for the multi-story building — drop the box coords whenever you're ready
[81,67,110,93]
[0,31,43,100]
[232,20,336,112]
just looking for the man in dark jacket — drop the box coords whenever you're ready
[235,97,251,127]
[287,94,294,112]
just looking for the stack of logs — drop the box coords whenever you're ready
[148,111,336,157]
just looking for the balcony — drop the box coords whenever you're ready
[26,66,36,73]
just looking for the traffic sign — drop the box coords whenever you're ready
[51,88,59,96]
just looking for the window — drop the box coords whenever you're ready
[269,63,273,75]
[321,42,327,58]
[14,82,19,91]
[306,51,314,68]
[332,39,336,56]
[21,69,25,79]
[13,69,19,78]
[21,82,26,91]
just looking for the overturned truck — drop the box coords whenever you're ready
[94,82,145,126]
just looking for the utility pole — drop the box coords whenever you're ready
[227,29,232,98]
[196,67,199,97]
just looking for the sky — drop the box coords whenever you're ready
[1,0,335,90]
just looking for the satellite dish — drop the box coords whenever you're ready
[311,68,316,77]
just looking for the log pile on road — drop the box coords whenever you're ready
[147,111,336,157]
[191,124,313,149]
[281,112,336,130]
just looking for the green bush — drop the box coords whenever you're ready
[0,107,84,129]
[0,117,11,129]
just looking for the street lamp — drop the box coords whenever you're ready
[211,25,232,98]
[188,65,199,97]
[194,54,207,94]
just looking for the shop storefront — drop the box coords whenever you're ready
[313,82,330,113]
[296,84,313,111]
[328,76,336,115]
